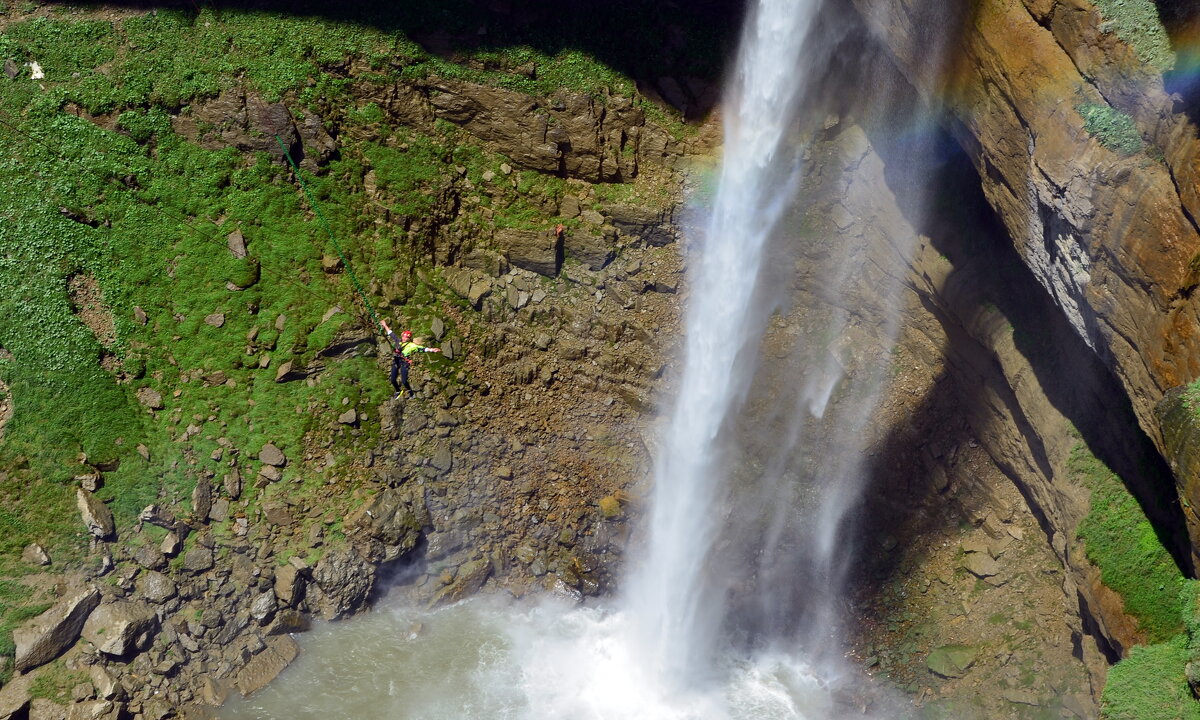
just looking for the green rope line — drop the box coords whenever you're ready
[275,135,382,331]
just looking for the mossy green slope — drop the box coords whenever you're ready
[1071,444,1186,643]
[0,3,688,675]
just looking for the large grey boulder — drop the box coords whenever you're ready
[82,601,160,656]
[132,544,166,571]
[258,443,286,467]
[496,228,561,276]
[250,591,277,624]
[76,490,115,540]
[311,548,374,620]
[138,571,177,604]
[182,546,214,574]
[350,488,429,561]
[12,586,100,672]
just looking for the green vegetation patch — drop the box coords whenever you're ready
[1090,0,1175,72]
[1102,634,1200,719]
[0,578,50,662]
[1071,444,1185,642]
[28,659,90,704]
[1078,103,1145,155]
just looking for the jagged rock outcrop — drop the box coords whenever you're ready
[850,0,1200,556]
[309,548,375,620]
[350,487,429,562]
[172,88,336,169]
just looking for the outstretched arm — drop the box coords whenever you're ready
[379,320,400,349]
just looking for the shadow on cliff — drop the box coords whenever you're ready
[854,67,1195,580]
[815,1,1197,667]
[46,0,749,119]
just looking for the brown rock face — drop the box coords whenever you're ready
[850,0,1200,554]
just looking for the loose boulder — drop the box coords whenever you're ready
[182,546,214,574]
[76,490,115,540]
[250,590,277,624]
[350,488,429,561]
[138,505,178,531]
[82,601,160,657]
[273,565,306,607]
[12,586,101,672]
[191,476,212,521]
[138,571,177,604]
[431,558,492,606]
[927,644,977,678]
[227,229,247,259]
[443,267,493,309]
[65,700,120,720]
[258,443,286,467]
[0,671,34,720]
[21,543,51,566]
[135,387,163,410]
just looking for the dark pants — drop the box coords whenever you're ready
[389,354,411,395]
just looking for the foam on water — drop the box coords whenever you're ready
[222,598,837,720]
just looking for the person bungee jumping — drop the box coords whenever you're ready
[380,319,441,399]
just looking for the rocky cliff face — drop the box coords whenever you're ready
[0,5,715,716]
[851,0,1200,555]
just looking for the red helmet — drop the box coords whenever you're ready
[400,330,413,341]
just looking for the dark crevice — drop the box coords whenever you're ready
[912,123,1197,579]
[1078,590,1123,663]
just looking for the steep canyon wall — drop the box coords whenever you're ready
[849,0,1200,557]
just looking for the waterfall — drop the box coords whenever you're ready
[624,0,822,686]
[220,0,951,717]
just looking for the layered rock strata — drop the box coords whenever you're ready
[850,0,1200,556]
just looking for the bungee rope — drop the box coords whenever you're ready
[274,135,382,332]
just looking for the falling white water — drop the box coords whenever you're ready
[624,0,821,688]
[222,0,950,717]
